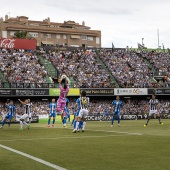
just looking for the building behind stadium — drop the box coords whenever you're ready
[0,15,101,48]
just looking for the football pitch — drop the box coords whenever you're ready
[0,119,170,170]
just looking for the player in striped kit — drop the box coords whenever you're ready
[144,94,163,126]
[27,99,33,124]
[72,91,90,133]
[47,98,57,128]
[0,100,16,128]
[18,99,30,130]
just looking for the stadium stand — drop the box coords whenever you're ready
[144,51,170,87]
[47,50,116,88]
[99,49,170,88]
[0,48,54,88]
[0,47,170,88]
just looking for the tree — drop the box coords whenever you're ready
[13,31,33,39]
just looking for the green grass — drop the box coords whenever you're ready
[0,120,170,170]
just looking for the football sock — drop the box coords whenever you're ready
[63,118,66,125]
[48,118,51,125]
[23,121,28,127]
[111,117,114,125]
[75,121,79,130]
[52,119,55,124]
[118,115,120,124]
[29,118,31,124]
[74,120,77,129]
[2,120,6,126]
[146,119,150,125]
[79,121,83,129]
[81,121,83,128]
[20,121,23,128]
[158,117,161,123]
[82,122,86,130]
[71,119,74,125]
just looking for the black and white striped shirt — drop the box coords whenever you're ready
[24,104,31,114]
[149,99,159,111]
[80,97,90,109]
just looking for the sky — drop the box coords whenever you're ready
[0,0,170,48]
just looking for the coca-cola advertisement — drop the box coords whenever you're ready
[0,38,36,50]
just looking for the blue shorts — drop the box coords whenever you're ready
[67,114,70,118]
[5,115,13,120]
[49,113,56,117]
[64,107,67,113]
[104,113,109,117]
[113,111,120,115]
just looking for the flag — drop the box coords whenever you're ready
[138,43,146,49]
[112,43,114,52]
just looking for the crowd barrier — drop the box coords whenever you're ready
[0,116,39,124]
[0,88,169,96]
[87,114,170,121]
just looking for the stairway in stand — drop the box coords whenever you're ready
[38,56,58,86]
[97,57,120,88]
[0,71,10,88]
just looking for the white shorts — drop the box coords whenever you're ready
[149,110,159,116]
[78,109,89,119]
[21,114,28,120]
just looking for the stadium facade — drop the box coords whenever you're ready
[0,15,101,48]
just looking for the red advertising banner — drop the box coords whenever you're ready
[0,38,36,50]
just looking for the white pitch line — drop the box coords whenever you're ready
[0,134,128,142]
[86,129,143,136]
[29,126,143,136]
[0,144,67,170]
[1,125,142,137]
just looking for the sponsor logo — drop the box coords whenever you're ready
[115,88,147,95]
[50,88,80,96]
[122,115,137,120]
[155,89,163,94]
[0,39,16,48]
[164,90,170,94]
[133,89,140,94]
[86,114,170,121]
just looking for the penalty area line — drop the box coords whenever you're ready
[85,129,143,136]
[0,134,128,142]
[0,144,67,170]
[33,126,143,136]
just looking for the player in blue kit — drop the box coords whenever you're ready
[66,108,71,123]
[71,106,76,126]
[104,107,109,122]
[72,96,82,131]
[0,100,16,128]
[111,96,123,127]
[47,98,56,128]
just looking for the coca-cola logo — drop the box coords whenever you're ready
[0,39,16,48]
